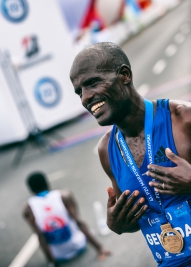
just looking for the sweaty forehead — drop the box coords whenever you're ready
[70,48,114,80]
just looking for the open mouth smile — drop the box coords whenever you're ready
[91,101,105,114]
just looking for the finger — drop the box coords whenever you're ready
[147,164,170,177]
[98,250,112,261]
[98,254,106,261]
[107,187,130,210]
[122,190,140,213]
[98,254,105,261]
[154,188,176,195]
[165,148,183,166]
[98,253,111,261]
[128,205,148,225]
[107,187,116,208]
[149,181,170,190]
[147,170,168,182]
[125,196,146,220]
[112,190,131,214]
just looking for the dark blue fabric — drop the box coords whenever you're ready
[43,225,72,245]
[108,99,191,266]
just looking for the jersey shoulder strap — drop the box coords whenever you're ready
[157,99,169,110]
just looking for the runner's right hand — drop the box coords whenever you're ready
[106,187,147,234]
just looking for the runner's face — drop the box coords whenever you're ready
[71,59,130,126]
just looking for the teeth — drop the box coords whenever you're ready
[91,101,105,112]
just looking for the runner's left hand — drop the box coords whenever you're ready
[147,148,191,195]
[97,247,112,261]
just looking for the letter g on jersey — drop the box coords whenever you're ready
[1,0,28,23]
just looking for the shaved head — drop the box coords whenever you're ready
[70,42,131,80]
[69,42,136,126]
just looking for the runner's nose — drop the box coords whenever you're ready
[81,88,94,109]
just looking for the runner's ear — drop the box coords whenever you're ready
[117,64,132,85]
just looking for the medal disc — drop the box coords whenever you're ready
[160,223,183,254]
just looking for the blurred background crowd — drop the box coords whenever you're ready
[0,0,190,266]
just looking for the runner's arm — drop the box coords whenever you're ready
[22,204,55,264]
[61,191,111,260]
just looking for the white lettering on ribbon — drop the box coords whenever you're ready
[147,134,153,164]
[119,137,154,202]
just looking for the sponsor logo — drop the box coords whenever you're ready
[1,0,28,23]
[176,252,184,256]
[44,216,65,232]
[34,77,61,108]
[164,251,171,258]
[174,206,188,218]
[22,35,39,58]
[148,217,160,226]
[154,146,170,164]
[19,35,53,71]
[156,252,162,260]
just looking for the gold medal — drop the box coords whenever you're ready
[160,223,184,254]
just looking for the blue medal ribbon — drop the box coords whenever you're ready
[117,99,167,224]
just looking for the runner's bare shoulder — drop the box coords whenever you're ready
[98,129,112,158]
[169,100,191,126]
[60,189,72,200]
[98,129,113,178]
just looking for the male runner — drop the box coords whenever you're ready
[70,42,191,266]
[23,172,111,266]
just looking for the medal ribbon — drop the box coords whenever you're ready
[117,99,167,223]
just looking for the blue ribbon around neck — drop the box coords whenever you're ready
[117,99,167,224]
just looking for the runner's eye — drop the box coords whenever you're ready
[90,80,98,87]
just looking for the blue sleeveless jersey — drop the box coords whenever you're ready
[108,99,191,267]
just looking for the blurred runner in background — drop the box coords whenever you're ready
[23,172,111,267]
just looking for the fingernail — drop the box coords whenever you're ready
[139,198,145,204]
[134,190,139,196]
[125,190,130,195]
[143,205,148,210]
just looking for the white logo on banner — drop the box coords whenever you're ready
[1,0,28,22]
[34,77,61,108]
